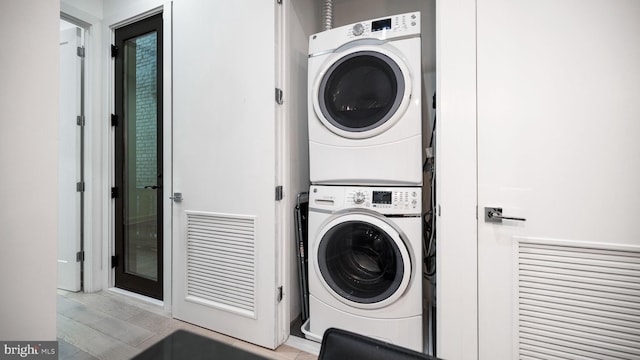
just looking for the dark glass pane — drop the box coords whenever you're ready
[320,52,404,132]
[123,31,158,281]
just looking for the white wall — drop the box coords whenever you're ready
[0,0,59,340]
[62,0,103,19]
[292,0,321,40]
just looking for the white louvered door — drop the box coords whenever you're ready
[171,1,283,349]
[477,1,640,359]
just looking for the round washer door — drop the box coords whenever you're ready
[313,45,413,139]
[314,212,412,309]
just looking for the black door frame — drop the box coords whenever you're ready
[113,12,163,300]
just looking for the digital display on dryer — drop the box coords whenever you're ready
[373,191,392,204]
[372,18,392,32]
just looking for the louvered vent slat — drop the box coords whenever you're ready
[520,269,640,292]
[517,239,640,359]
[188,261,254,278]
[521,345,581,360]
[188,248,255,265]
[520,263,640,284]
[520,335,618,360]
[520,309,640,337]
[186,211,256,318]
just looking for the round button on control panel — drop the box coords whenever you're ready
[352,23,365,36]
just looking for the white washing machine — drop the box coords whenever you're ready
[308,12,422,186]
[308,185,423,352]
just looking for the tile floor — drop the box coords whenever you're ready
[57,290,317,360]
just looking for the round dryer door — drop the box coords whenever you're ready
[313,44,413,139]
[314,213,412,309]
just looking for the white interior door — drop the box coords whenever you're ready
[58,25,82,292]
[171,1,282,349]
[477,1,640,358]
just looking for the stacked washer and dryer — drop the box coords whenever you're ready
[306,12,424,352]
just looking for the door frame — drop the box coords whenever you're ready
[435,0,479,358]
[58,18,85,292]
[60,9,99,292]
[105,1,173,309]
[113,12,164,300]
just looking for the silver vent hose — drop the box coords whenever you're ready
[323,0,334,30]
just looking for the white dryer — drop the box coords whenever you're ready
[308,185,423,352]
[308,12,422,186]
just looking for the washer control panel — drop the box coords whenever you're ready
[310,185,421,215]
[347,187,421,214]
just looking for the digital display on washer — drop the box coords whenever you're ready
[372,18,392,32]
[373,191,392,204]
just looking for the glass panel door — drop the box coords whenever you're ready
[124,31,159,282]
[114,13,163,300]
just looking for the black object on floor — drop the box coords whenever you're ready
[295,192,310,321]
[132,330,270,360]
[318,327,438,360]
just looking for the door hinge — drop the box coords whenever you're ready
[111,114,118,127]
[77,46,85,58]
[111,44,119,58]
[275,186,283,201]
[77,115,85,126]
[277,286,283,302]
[111,255,118,268]
[275,88,283,105]
[76,182,85,193]
[276,0,282,4]
[76,251,85,262]
[111,187,118,199]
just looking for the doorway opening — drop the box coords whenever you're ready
[113,13,164,300]
[58,17,86,293]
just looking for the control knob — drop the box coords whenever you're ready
[353,191,366,204]
[352,23,365,36]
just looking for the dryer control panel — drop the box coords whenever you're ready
[345,12,420,40]
[310,185,421,216]
[309,11,421,55]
